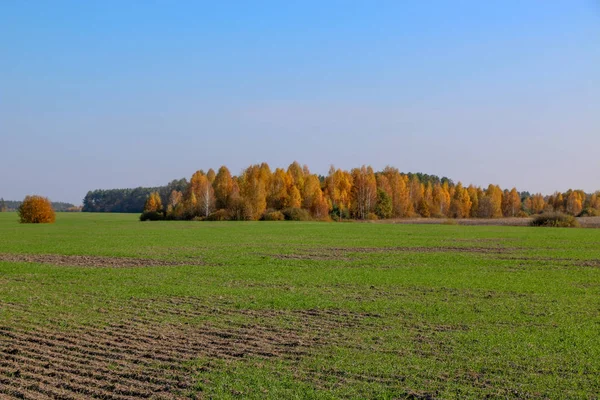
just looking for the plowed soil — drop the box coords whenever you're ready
[0,298,378,399]
[0,254,204,268]
[270,245,514,260]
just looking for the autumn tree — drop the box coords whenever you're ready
[478,185,502,218]
[144,192,163,213]
[552,192,565,212]
[267,168,290,210]
[239,164,269,220]
[18,195,56,223]
[325,166,353,219]
[303,174,330,218]
[213,166,234,210]
[287,161,306,197]
[206,168,216,184]
[467,185,479,217]
[566,190,583,216]
[502,188,521,217]
[166,190,183,218]
[432,182,451,217]
[450,183,472,218]
[198,176,216,217]
[408,176,424,216]
[380,167,410,218]
[351,166,377,219]
[530,193,546,214]
[287,185,302,208]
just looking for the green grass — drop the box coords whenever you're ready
[1,212,599,399]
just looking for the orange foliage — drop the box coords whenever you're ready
[18,195,56,224]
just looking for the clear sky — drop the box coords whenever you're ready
[1,1,598,204]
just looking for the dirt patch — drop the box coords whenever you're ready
[0,253,205,268]
[370,217,531,226]
[0,297,380,399]
[269,246,514,261]
[498,256,600,269]
[0,320,306,399]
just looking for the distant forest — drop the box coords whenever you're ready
[81,162,600,220]
[82,179,188,213]
[0,199,78,212]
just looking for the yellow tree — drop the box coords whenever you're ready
[381,167,410,217]
[552,192,564,212]
[351,165,377,219]
[144,192,163,213]
[286,186,302,208]
[408,176,423,215]
[423,182,434,213]
[206,168,216,184]
[450,182,472,218]
[566,190,583,216]
[287,161,305,197]
[239,164,269,220]
[478,184,502,218]
[165,190,182,216]
[325,166,353,218]
[467,185,479,217]
[531,193,546,214]
[502,188,521,217]
[197,174,216,217]
[303,175,329,219]
[183,190,197,217]
[213,166,234,210]
[431,182,451,217]
[267,168,290,210]
[302,174,323,212]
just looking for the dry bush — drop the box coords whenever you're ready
[206,209,230,221]
[263,211,285,221]
[282,207,311,221]
[530,212,579,228]
[18,195,56,224]
[442,219,458,225]
[366,212,379,221]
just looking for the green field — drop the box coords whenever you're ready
[1,212,599,399]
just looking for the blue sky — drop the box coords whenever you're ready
[1,1,599,204]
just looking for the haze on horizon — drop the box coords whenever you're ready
[1,1,598,205]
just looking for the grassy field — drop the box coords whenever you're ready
[1,212,599,399]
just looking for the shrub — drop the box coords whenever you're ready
[18,195,56,224]
[263,211,285,221]
[366,212,379,221]
[579,208,600,217]
[516,210,529,218]
[530,212,579,228]
[206,209,230,221]
[140,211,164,221]
[282,207,311,221]
[330,206,350,221]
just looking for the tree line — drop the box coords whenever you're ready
[0,198,78,212]
[137,162,600,221]
[82,179,187,213]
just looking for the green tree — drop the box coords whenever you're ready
[374,188,392,219]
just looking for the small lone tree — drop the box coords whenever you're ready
[18,195,56,223]
[0,198,6,212]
